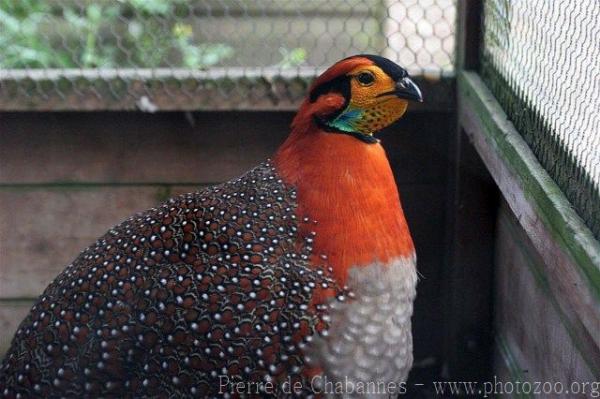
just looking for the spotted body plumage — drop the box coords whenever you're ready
[1,55,424,399]
[0,162,343,398]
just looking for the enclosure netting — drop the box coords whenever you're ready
[481,0,600,240]
[0,0,454,111]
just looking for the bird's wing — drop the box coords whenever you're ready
[1,162,340,397]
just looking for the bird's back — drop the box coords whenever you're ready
[0,162,340,398]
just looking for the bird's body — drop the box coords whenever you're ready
[0,55,422,398]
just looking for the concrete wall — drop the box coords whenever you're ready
[0,110,453,383]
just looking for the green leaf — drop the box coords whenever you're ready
[277,47,307,68]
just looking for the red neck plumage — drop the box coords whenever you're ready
[273,113,414,285]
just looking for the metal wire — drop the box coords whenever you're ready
[0,0,455,111]
[481,0,600,239]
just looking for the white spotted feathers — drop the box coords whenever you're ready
[0,161,417,398]
[0,162,342,397]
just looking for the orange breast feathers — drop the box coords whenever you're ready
[273,123,415,285]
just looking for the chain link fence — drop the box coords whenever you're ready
[481,0,600,239]
[0,0,455,111]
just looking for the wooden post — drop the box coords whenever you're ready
[441,0,496,383]
[442,127,498,382]
[456,0,483,71]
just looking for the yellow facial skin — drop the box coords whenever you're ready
[346,65,409,135]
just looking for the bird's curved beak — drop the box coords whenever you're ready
[393,76,423,102]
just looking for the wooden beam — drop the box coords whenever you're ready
[439,1,493,382]
[495,201,600,377]
[456,0,483,70]
[441,123,497,382]
[0,68,454,112]
[458,70,600,347]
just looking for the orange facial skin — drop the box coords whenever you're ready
[274,56,415,286]
[344,64,409,134]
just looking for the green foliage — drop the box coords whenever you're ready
[0,0,235,68]
[277,47,307,68]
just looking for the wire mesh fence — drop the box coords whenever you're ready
[481,0,600,239]
[0,0,455,111]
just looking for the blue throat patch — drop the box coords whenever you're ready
[326,105,363,133]
[320,105,378,144]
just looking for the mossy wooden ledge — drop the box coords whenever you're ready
[0,68,454,112]
[458,71,600,344]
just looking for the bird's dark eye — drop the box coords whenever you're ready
[356,72,375,86]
